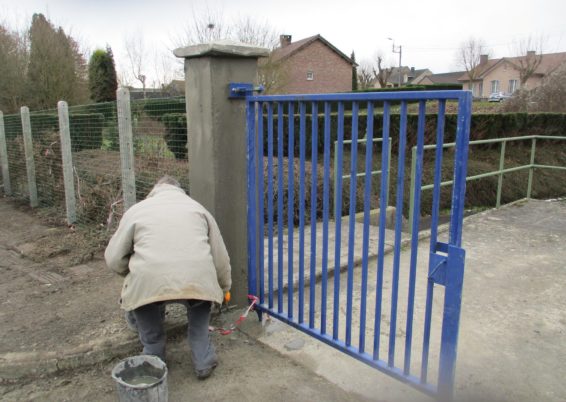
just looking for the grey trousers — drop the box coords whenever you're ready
[130,300,217,371]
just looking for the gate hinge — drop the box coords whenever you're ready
[228,82,264,99]
[429,242,466,286]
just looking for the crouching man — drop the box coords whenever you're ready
[105,176,231,380]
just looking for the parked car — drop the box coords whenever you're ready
[488,92,511,102]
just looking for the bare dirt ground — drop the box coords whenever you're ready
[0,199,123,355]
[0,197,369,401]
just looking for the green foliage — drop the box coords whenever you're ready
[351,51,358,91]
[24,113,104,151]
[131,97,186,120]
[160,113,187,160]
[69,113,105,151]
[0,25,28,113]
[26,14,89,109]
[88,47,118,102]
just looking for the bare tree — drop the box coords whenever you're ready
[124,32,148,97]
[357,61,374,90]
[374,53,394,88]
[177,8,231,46]
[233,16,279,49]
[513,35,544,86]
[457,37,489,95]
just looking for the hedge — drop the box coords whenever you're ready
[262,112,566,157]
[161,113,187,160]
[17,113,105,151]
[131,97,186,120]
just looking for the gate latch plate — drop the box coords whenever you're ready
[429,242,466,287]
[228,82,264,99]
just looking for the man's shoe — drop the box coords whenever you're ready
[195,364,217,380]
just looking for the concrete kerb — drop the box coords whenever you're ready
[0,200,528,383]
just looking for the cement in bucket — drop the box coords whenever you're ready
[111,355,168,402]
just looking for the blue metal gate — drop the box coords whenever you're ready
[246,90,472,400]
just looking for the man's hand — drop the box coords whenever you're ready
[223,291,231,304]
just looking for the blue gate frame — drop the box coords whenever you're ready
[246,90,472,401]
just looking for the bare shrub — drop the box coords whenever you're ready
[504,63,566,113]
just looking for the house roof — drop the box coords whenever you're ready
[388,67,431,85]
[427,71,466,84]
[271,34,356,66]
[458,51,566,81]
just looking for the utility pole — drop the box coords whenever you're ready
[388,38,403,87]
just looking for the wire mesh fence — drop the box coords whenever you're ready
[130,97,188,199]
[0,92,189,231]
[68,101,121,227]
[3,113,26,198]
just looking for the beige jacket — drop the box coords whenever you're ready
[105,184,231,311]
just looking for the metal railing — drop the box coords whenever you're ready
[334,137,391,220]
[408,135,566,233]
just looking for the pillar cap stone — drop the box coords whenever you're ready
[174,40,269,59]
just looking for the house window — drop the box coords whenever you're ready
[490,80,499,93]
[306,71,314,81]
[478,82,483,97]
[508,79,518,93]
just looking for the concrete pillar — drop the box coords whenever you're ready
[116,88,137,211]
[20,106,38,207]
[57,101,77,224]
[0,111,11,196]
[174,41,269,306]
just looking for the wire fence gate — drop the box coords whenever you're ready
[246,90,472,401]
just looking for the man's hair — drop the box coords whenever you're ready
[155,175,181,188]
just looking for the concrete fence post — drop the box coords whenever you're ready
[20,106,38,207]
[116,87,136,210]
[57,101,77,224]
[0,111,11,196]
[174,42,269,306]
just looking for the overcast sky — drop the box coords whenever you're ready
[1,0,565,85]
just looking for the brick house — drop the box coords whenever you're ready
[458,51,566,98]
[262,34,356,94]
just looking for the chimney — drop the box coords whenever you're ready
[480,54,488,65]
[410,67,415,76]
[280,34,292,48]
[526,50,536,57]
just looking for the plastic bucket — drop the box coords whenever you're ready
[111,355,168,402]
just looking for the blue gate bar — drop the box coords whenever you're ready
[449,92,472,248]
[359,101,375,353]
[246,100,257,298]
[321,102,332,335]
[298,102,307,324]
[345,102,359,347]
[249,90,466,102]
[277,102,284,314]
[309,102,319,329]
[438,92,472,400]
[373,101,391,360]
[388,101,409,367]
[421,99,447,383]
[333,101,345,341]
[257,102,265,305]
[267,103,274,309]
[287,102,295,319]
[404,100,427,375]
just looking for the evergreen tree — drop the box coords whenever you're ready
[88,46,118,102]
[26,13,88,109]
[351,51,358,91]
